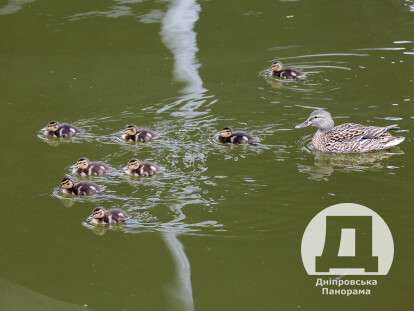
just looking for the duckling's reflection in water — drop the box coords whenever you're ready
[263,69,307,93]
[58,197,76,208]
[265,75,284,90]
[297,149,403,181]
[85,222,139,236]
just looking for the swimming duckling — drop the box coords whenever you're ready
[271,61,303,80]
[87,207,129,225]
[73,157,109,176]
[218,127,256,145]
[122,125,155,142]
[60,176,100,196]
[295,109,406,153]
[45,121,79,138]
[125,159,159,177]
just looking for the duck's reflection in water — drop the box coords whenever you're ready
[297,150,403,181]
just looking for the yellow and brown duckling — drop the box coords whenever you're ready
[45,121,79,138]
[271,61,303,80]
[87,207,129,225]
[60,176,100,196]
[218,127,257,145]
[72,157,109,177]
[125,158,159,177]
[122,125,155,143]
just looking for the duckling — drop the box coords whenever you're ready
[60,176,100,196]
[125,158,159,177]
[271,61,303,80]
[218,127,256,145]
[295,109,406,153]
[72,157,109,176]
[87,207,129,225]
[45,121,79,138]
[122,125,155,142]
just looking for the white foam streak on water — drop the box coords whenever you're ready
[0,0,35,15]
[156,7,214,275]
[354,47,406,51]
[299,65,352,71]
[393,40,413,44]
[163,233,194,311]
[161,0,206,99]
[281,53,369,60]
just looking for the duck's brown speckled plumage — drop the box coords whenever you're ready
[125,159,159,177]
[46,121,79,138]
[73,158,109,177]
[218,128,257,145]
[88,207,129,225]
[296,109,405,153]
[271,61,303,80]
[60,177,100,196]
[74,163,107,176]
[122,125,155,143]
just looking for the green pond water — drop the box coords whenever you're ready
[1,0,414,310]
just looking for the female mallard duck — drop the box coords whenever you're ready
[271,61,303,80]
[125,159,159,177]
[295,109,405,153]
[45,121,79,138]
[87,207,129,225]
[218,127,256,145]
[60,176,100,196]
[122,125,155,142]
[73,158,109,176]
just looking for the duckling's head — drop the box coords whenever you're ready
[61,176,75,189]
[47,121,59,132]
[295,109,335,131]
[271,61,283,72]
[91,207,106,220]
[219,127,233,138]
[75,157,90,170]
[127,159,141,170]
[124,125,137,136]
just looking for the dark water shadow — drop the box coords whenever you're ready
[0,278,87,311]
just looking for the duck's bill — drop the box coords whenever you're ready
[295,120,311,128]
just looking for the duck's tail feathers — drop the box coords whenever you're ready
[385,136,405,148]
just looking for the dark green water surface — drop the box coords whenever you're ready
[1,0,414,310]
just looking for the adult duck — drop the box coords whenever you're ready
[295,109,405,153]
